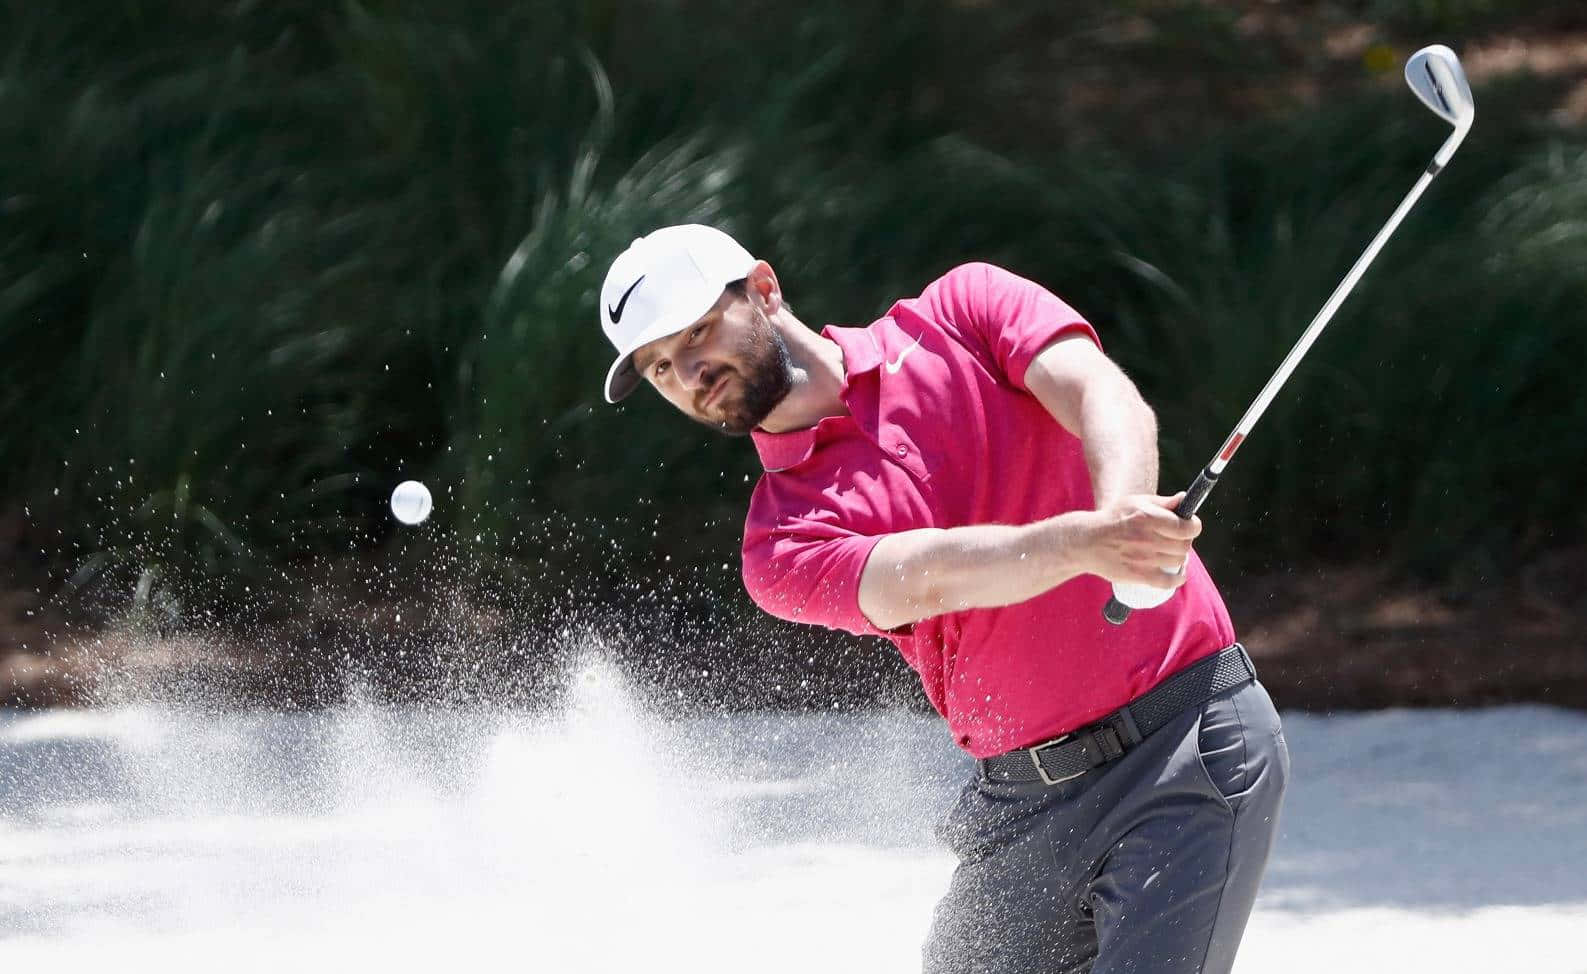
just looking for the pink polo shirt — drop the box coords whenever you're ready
[741,262,1236,758]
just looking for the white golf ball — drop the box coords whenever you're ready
[389,480,433,525]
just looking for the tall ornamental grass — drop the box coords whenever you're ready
[2,0,1583,609]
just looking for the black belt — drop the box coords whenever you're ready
[979,644,1258,786]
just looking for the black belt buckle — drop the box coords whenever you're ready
[1028,733,1083,785]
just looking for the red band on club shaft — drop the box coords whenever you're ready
[1218,433,1246,463]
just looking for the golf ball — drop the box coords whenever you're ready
[389,480,433,525]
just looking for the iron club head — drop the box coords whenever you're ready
[1405,44,1475,129]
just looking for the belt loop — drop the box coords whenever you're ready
[1233,642,1257,681]
[1113,704,1143,747]
[1091,725,1125,762]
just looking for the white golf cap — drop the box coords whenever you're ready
[599,224,757,403]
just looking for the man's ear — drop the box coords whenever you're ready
[745,260,782,314]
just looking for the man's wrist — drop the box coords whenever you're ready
[1026,512,1094,585]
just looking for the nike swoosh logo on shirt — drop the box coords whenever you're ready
[608,275,645,324]
[884,335,922,374]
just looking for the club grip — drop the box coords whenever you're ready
[1103,467,1222,625]
[1178,466,1220,520]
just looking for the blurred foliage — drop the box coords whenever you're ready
[1348,0,1586,33]
[1,0,1584,617]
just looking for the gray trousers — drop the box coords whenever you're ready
[924,679,1289,974]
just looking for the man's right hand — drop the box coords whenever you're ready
[1073,493,1201,589]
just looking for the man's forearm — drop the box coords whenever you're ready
[858,516,1091,630]
[1077,374,1159,506]
[1023,336,1161,507]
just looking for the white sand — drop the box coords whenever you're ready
[2,669,1583,972]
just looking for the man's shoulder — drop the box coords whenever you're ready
[906,261,1043,317]
[841,263,1010,335]
[917,261,1000,297]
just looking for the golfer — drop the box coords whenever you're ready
[597,225,1289,974]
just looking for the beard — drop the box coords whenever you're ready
[691,307,793,436]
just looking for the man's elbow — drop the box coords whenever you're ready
[1136,390,1158,435]
[858,534,947,631]
[1086,367,1153,418]
[858,574,924,633]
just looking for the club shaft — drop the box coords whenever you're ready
[1107,48,1473,626]
[1103,127,1467,627]
[1205,131,1461,476]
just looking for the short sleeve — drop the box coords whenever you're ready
[924,262,1100,392]
[741,518,894,639]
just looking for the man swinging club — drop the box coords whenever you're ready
[596,224,1289,974]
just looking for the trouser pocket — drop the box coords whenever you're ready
[1196,689,1249,812]
[1196,681,1287,814]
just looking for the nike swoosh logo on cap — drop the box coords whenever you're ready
[884,335,922,374]
[608,275,645,324]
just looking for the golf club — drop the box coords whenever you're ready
[1104,43,1476,625]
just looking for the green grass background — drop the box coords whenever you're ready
[4,0,1585,620]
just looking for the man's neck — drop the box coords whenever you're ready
[758,318,847,434]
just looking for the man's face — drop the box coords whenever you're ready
[632,287,793,435]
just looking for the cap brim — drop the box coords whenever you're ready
[602,309,704,403]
